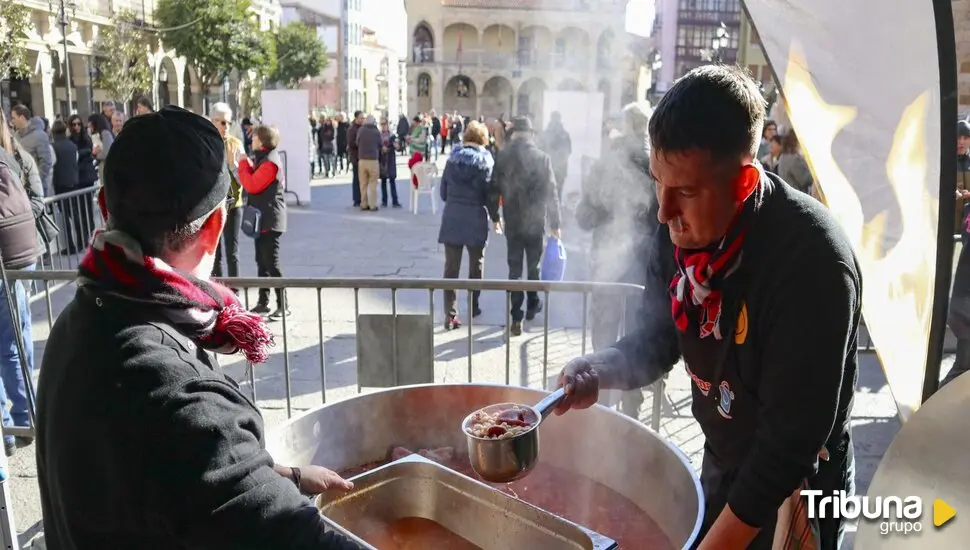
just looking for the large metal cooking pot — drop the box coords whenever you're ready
[855,373,970,548]
[267,383,704,549]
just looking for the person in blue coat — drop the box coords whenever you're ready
[437,121,495,329]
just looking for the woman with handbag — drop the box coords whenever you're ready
[0,108,43,454]
[238,124,288,320]
[0,109,51,260]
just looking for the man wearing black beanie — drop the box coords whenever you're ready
[35,106,359,549]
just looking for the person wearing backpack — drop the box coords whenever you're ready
[0,135,42,457]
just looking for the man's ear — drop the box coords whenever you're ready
[734,163,761,202]
[199,206,226,254]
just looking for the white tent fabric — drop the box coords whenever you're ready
[743,0,957,421]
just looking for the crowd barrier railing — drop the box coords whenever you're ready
[3,270,664,434]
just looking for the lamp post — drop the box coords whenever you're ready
[649,51,663,100]
[710,22,730,64]
[49,0,78,116]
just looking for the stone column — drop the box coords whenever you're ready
[173,57,187,108]
[37,50,56,120]
[75,55,93,118]
[432,67,445,112]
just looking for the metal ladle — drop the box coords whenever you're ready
[461,388,567,483]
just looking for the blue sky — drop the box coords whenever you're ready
[373,0,656,54]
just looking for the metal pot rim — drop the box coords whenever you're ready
[268,382,707,548]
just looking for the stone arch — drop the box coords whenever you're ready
[481,24,516,68]
[416,72,432,113]
[518,25,554,67]
[444,75,476,115]
[598,78,612,116]
[412,22,434,63]
[554,27,591,69]
[597,29,615,70]
[481,76,514,120]
[517,77,547,121]
[442,23,479,65]
[156,56,179,108]
[558,78,585,92]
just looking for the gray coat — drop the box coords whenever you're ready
[16,116,54,195]
[438,145,494,247]
[776,152,814,195]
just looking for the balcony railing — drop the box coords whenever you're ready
[676,9,740,24]
[412,47,622,74]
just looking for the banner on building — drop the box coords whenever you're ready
[743,0,957,420]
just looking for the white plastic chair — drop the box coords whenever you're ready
[410,161,439,215]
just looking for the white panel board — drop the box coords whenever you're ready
[541,91,604,212]
[261,89,311,204]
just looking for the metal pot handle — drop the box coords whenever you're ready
[534,387,567,423]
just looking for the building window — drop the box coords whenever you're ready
[413,23,434,63]
[417,73,431,97]
[676,24,739,60]
[677,0,740,23]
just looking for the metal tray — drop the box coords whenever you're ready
[316,454,617,549]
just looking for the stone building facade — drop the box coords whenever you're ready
[405,0,629,127]
[3,0,281,119]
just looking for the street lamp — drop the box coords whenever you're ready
[49,0,78,115]
[710,22,730,64]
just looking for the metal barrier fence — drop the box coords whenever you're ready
[5,270,663,428]
[0,269,666,546]
[37,186,103,273]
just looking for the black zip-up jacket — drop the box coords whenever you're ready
[608,173,861,530]
[52,135,79,193]
[37,288,358,550]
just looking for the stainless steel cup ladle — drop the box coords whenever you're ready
[461,388,567,483]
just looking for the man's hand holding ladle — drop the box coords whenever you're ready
[553,356,601,415]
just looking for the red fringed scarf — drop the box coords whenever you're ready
[78,229,275,363]
[670,171,764,340]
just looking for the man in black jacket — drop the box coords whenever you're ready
[51,120,84,253]
[555,66,860,550]
[488,117,562,336]
[36,106,358,549]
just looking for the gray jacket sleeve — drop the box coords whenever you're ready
[98,130,114,161]
[19,131,53,194]
[543,155,562,231]
[608,226,682,389]
[14,144,46,217]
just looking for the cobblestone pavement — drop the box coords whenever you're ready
[9,157,957,548]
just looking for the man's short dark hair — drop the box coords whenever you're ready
[354,110,363,118]
[51,120,68,136]
[649,65,766,160]
[11,105,30,120]
[135,96,154,112]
